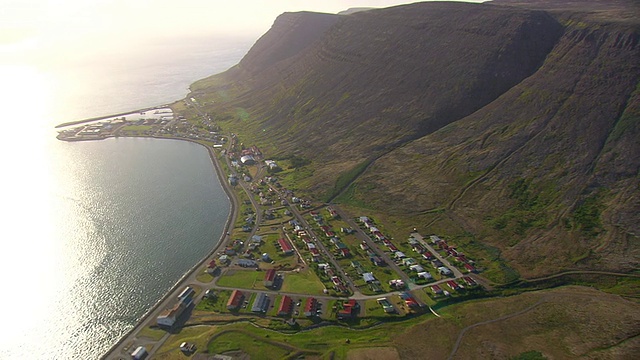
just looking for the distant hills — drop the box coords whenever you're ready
[189,0,639,281]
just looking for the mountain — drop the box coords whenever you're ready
[189,0,639,281]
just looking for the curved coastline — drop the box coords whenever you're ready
[99,135,238,359]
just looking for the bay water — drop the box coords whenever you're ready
[0,33,254,359]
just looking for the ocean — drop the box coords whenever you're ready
[0,33,254,359]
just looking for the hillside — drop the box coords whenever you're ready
[347,1,640,279]
[188,1,639,280]
[192,2,565,190]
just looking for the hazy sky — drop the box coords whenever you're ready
[1,0,485,53]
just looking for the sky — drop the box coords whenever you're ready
[0,0,485,56]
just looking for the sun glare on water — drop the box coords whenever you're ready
[0,59,103,355]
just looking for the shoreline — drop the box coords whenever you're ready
[98,134,238,359]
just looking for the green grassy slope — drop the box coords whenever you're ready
[348,12,640,278]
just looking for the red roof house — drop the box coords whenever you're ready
[264,269,277,287]
[277,238,294,255]
[304,297,317,317]
[277,295,293,316]
[226,290,244,310]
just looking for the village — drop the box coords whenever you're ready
[142,147,482,359]
[73,100,486,360]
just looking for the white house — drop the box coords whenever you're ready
[409,264,424,272]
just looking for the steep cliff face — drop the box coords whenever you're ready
[194,2,564,189]
[232,11,340,76]
[352,19,640,277]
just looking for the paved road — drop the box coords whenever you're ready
[268,185,362,297]
[411,232,465,278]
[333,206,414,287]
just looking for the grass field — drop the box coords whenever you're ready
[158,285,640,359]
[280,267,327,295]
[196,271,215,283]
[207,330,294,359]
[195,290,232,313]
[216,270,267,291]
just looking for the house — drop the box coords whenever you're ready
[409,264,424,273]
[157,301,187,327]
[264,269,277,287]
[338,299,359,320]
[278,238,294,255]
[417,271,433,280]
[363,272,376,283]
[204,289,216,299]
[370,256,385,266]
[240,155,255,165]
[227,290,244,310]
[464,263,476,273]
[309,248,321,261]
[376,298,395,313]
[430,285,443,294]
[237,259,257,268]
[341,227,354,234]
[389,279,405,289]
[278,295,293,316]
[412,244,425,253]
[219,254,230,265]
[402,258,416,266]
[157,289,193,328]
[395,251,406,259]
[462,276,477,286]
[251,235,263,244]
[438,266,453,276]
[304,297,317,317]
[338,248,351,257]
[251,293,269,313]
[446,280,461,291]
[264,159,279,170]
[399,292,419,308]
[131,346,148,360]
[177,286,195,304]
[369,282,383,293]
[422,252,434,260]
[206,259,217,274]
